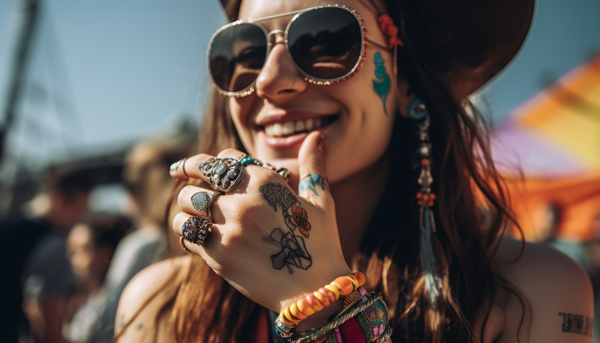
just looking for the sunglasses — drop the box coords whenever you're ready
[207,4,388,97]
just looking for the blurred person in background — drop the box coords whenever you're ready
[90,134,194,343]
[63,213,130,343]
[0,168,92,343]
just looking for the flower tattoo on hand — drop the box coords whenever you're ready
[291,204,311,238]
[260,182,313,273]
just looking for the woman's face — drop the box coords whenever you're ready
[227,0,400,184]
[67,224,110,286]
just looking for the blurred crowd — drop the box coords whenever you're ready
[0,132,194,343]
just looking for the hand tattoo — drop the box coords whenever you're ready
[260,183,312,274]
[559,312,593,336]
[299,173,329,197]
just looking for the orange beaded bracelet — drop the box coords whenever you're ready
[279,272,367,327]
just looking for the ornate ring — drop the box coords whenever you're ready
[200,157,245,193]
[276,168,290,182]
[191,191,221,222]
[182,216,212,245]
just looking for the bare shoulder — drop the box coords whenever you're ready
[115,255,191,342]
[493,237,593,343]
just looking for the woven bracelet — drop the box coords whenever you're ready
[291,292,381,343]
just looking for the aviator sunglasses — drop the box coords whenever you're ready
[207,4,390,97]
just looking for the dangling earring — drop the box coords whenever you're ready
[407,97,441,307]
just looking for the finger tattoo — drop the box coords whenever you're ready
[299,173,329,197]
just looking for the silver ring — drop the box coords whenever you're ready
[182,216,212,245]
[191,191,221,222]
[200,157,245,193]
[276,168,290,182]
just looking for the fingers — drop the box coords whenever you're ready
[177,185,224,223]
[297,131,332,206]
[169,148,246,181]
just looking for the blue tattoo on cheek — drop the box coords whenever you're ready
[298,173,329,197]
[372,52,391,115]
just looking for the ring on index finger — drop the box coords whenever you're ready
[200,157,245,192]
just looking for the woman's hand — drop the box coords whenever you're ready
[169,132,352,314]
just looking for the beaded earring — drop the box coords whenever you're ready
[407,97,441,307]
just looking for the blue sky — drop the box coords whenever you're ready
[0,0,599,168]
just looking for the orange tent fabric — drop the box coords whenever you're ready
[503,174,600,241]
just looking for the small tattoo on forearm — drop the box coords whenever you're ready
[119,314,125,329]
[559,313,593,336]
[260,183,312,274]
[299,173,329,197]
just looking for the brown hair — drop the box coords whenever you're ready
[121,0,529,341]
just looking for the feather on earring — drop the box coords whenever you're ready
[407,97,442,307]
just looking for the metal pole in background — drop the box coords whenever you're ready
[0,0,39,168]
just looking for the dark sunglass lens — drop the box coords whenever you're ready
[209,23,267,93]
[288,7,362,80]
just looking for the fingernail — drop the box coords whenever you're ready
[317,134,326,154]
[170,159,182,172]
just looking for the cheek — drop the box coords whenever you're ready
[322,54,398,182]
[229,97,256,154]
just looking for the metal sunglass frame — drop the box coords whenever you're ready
[206,4,388,98]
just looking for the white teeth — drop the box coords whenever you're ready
[282,121,295,136]
[272,122,282,137]
[305,119,314,130]
[264,117,332,137]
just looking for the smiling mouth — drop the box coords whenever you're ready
[262,115,339,137]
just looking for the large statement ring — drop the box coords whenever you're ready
[191,191,221,222]
[200,157,245,193]
[182,216,212,245]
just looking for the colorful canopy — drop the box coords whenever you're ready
[491,54,600,240]
[492,54,600,177]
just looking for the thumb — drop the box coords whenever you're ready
[298,131,331,205]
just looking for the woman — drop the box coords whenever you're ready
[116,0,594,342]
[64,213,130,343]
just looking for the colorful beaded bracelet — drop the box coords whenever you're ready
[276,272,367,336]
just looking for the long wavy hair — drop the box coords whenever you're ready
[117,0,530,341]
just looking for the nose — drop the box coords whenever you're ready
[255,33,307,101]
